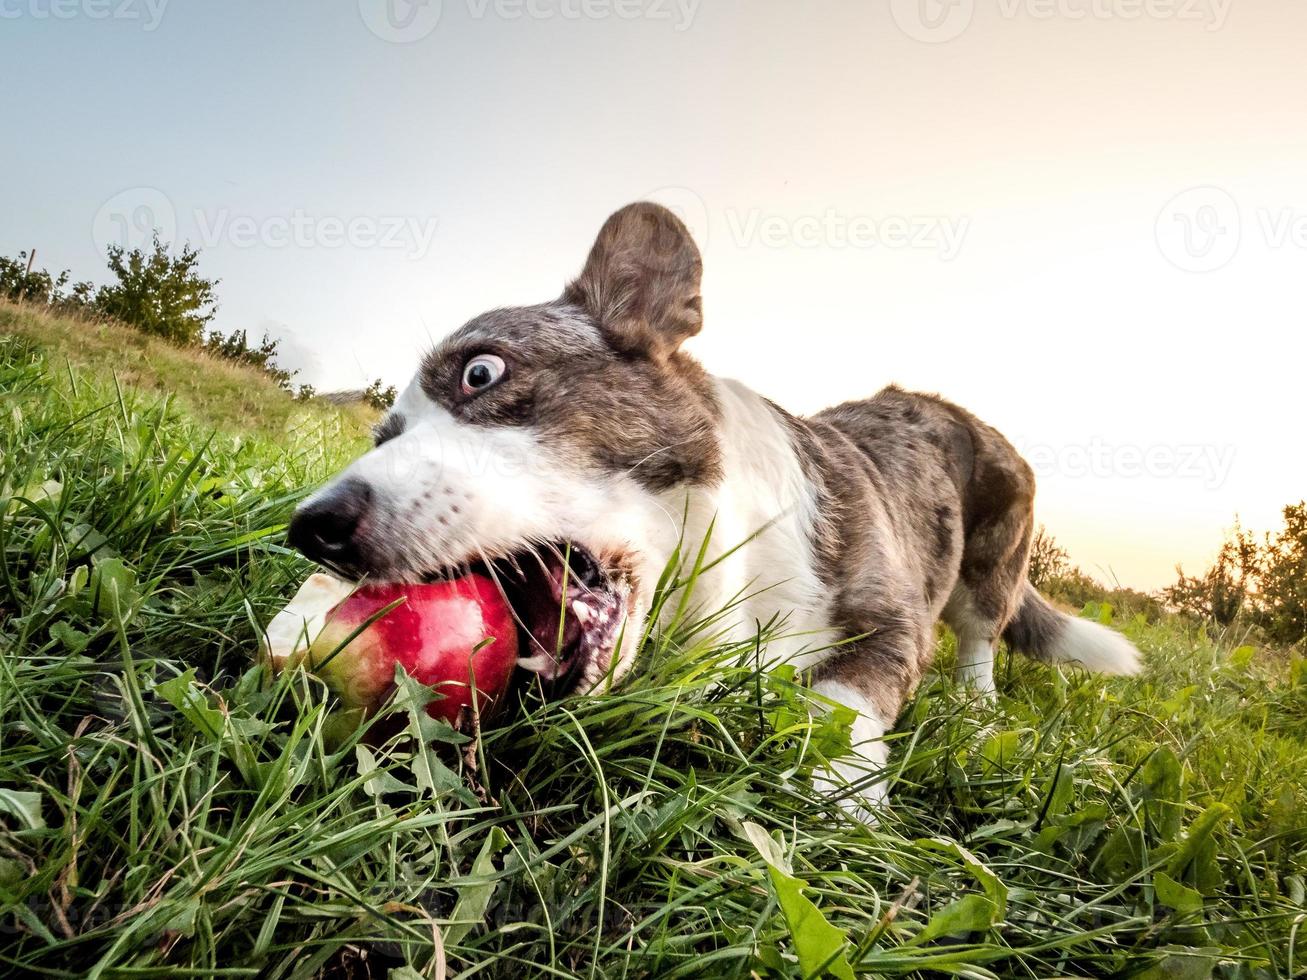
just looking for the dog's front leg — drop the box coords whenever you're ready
[810,676,895,824]
[807,620,926,825]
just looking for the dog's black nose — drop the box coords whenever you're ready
[288,479,373,568]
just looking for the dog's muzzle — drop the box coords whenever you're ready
[287,478,373,577]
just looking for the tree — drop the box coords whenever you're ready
[1028,525,1071,591]
[95,236,219,344]
[365,379,397,410]
[1259,502,1307,645]
[1162,523,1260,627]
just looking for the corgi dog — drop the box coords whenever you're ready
[288,202,1140,814]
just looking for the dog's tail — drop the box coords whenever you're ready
[1001,582,1141,675]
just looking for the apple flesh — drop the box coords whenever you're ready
[264,573,518,724]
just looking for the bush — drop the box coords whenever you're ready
[1030,527,1167,621]
[365,378,398,410]
[1161,506,1307,645]
[95,236,219,344]
[201,328,296,390]
[0,251,94,311]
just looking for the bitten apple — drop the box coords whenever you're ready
[263,573,518,723]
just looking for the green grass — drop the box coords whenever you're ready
[1,325,1305,979]
[0,300,377,444]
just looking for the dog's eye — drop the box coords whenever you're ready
[461,354,506,395]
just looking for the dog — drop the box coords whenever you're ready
[288,202,1141,815]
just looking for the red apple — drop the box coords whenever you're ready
[296,575,518,724]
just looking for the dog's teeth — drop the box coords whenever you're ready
[517,654,554,673]
[572,599,592,624]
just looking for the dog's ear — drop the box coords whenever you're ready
[563,202,702,360]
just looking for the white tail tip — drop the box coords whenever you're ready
[1051,616,1142,676]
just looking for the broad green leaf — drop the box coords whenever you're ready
[1165,804,1231,881]
[5,478,61,513]
[1131,946,1220,980]
[1285,875,1305,906]
[49,621,90,653]
[154,669,226,742]
[89,556,140,625]
[1154,871,1204,915]
[445,826,510,946]
[766,869,855,980]
[0,857,24,888]
[67,563,88,596]
[68,522,113,559]
[743,820,788,873]
[321,707,367,750]
[162,895,201,936]
[743,821,854,980]
[1040,761,1075,823]
[1228,645,1256,670]
[1158,685,1197,718]
[354,744,413,798]
[980,730,1020,774]
[1139,746,1184,841]
[754,945,788,973]
[0,789,44,830]
[913,838,1008,916]
[409,741,468,799]
[912,894,998,945]
[1094,826,1144,883]
[153,670,263,786]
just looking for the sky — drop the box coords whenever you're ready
[3,0,1304,591]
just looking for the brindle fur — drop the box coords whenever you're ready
[417,302,721,492]
[782,389,1044,722]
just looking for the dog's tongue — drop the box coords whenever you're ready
[524,563,584,653]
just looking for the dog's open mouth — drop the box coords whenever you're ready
[467,543,630,692]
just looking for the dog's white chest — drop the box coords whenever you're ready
[649,379,837,668]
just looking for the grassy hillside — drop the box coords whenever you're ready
[0,300,377,444]
[1,319,1304,978]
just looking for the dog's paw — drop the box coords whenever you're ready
[814,766,890,827]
